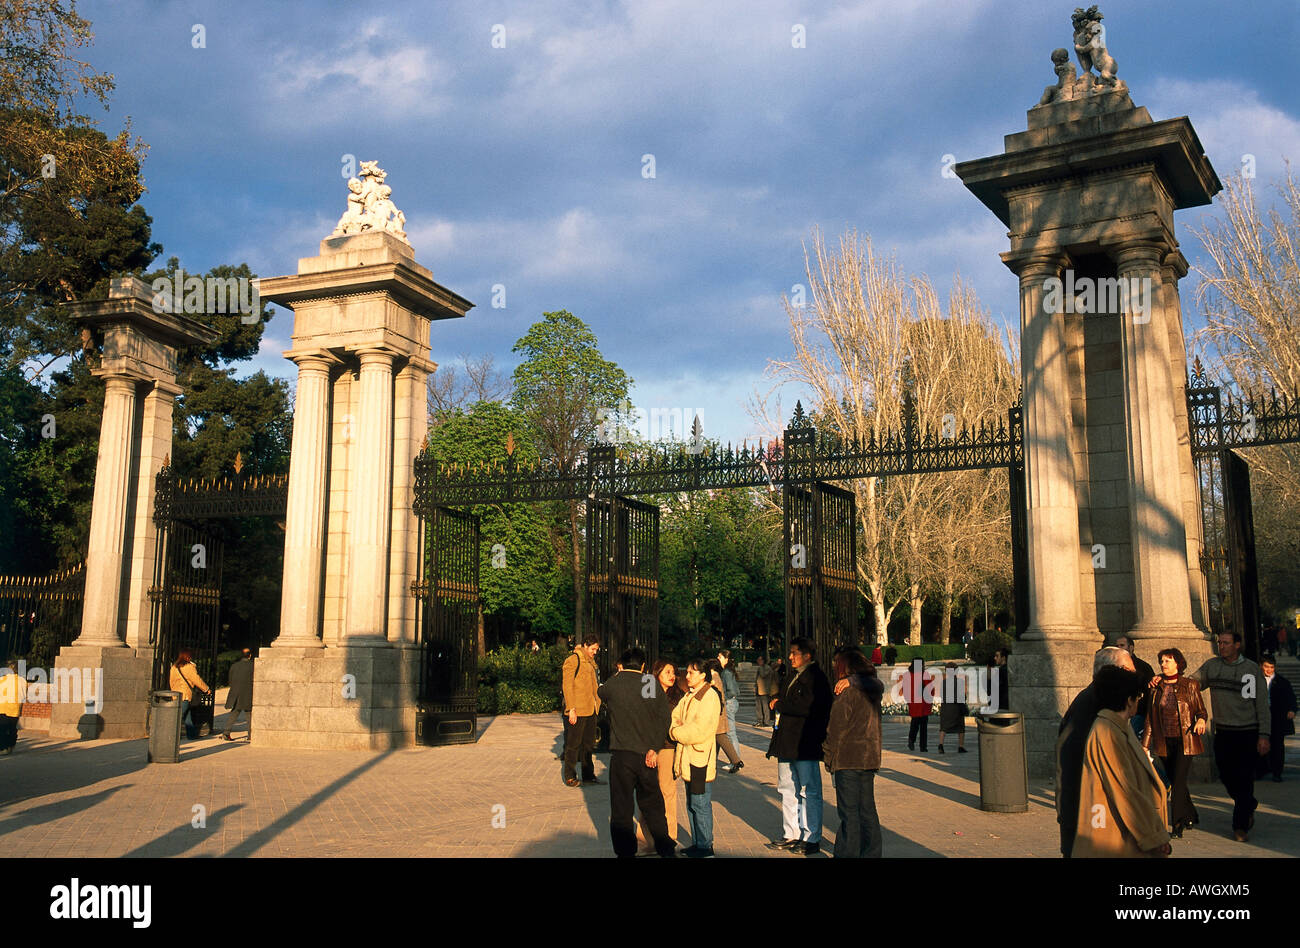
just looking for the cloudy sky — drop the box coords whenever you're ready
[82,0,1300,445]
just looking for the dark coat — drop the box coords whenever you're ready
[598,669,672,754]
[225,657,254,712]
[1140,676,1207,757]
[1268,672,1297,737]
[766,660,832,761]
[1056,682,1100,858]
[823,673,884,772]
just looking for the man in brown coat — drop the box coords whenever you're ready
[561,635,602,787]
[1072,666,1171,858]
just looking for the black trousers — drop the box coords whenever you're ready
[908,717,929,749]
[563,714,596,781]
[1213,728,1258,830]
[1162,739,1197,827]
[609,750,674,857]
[1257,725,1286,779]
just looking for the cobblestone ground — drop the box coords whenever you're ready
[2,711,1296,858]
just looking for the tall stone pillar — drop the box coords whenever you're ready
[957,51,1221,776]
[51,276,217,739]
[255,220,472,750]
[345,348,395,643]
[274,353,333,647]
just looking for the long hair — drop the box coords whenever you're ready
[174,649,193,667]
[652,658,683,708]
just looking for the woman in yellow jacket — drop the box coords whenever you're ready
[670,659,722,858]
[170,650,212,740]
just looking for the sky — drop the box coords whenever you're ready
[78,0,1300,446]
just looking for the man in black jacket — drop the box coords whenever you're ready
[1055,646,1133,857]
[597,647,675,857]
[764,637,832,855]
[221,648,254,741]
[1258,654,1297,782]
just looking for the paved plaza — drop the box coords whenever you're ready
[3,703,1297,858]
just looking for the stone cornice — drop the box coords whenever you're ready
[259,262,473,322]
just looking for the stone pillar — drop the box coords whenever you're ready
[388,356,433,646]
[1013,254,1089,641]
[1112,242,1200,639]
[274,354,333,647]
[77,376,139,648]
[345,348,395,643]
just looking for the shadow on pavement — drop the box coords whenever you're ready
[0,736,147,807]
[124,804,245,857]
[0,785,132,837]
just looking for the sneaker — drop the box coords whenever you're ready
[765,838,800,851]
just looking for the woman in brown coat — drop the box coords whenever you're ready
[824,649,885,857]
[1073,666,1171,858]
[1141,648,1207,837]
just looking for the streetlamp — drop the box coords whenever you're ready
[980,585,990,635]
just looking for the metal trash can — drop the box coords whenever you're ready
[977,711,1028,812]
[148,690,182,764]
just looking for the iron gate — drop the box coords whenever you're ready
[586,494,660,678]
[1197,449,1261,658]
[783,481,858,662]
[413,505,480,745]
[148,519,223,734]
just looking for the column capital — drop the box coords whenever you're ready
[1002,251,1070,281]
[355,347,396,369]
[284,348,342,371]
[1107,240,1166,271]
[1161,248,1190,280]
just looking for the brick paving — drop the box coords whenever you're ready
[2,709,1296,858]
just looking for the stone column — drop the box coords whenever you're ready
[77,375,139,647]
[1113,242,1199,637]
[388,356,432,646]
[274,354,333,647]
[1013,254,1088,640]
[345,348,395,642]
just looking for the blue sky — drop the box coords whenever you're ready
[81,0,1300,445]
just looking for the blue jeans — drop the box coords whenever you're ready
[777,759,824,843]
[686,781,713,850]
[833,769,882,857]
[180,699,196,740]
[725,697,740,750]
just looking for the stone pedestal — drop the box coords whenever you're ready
[50,278,217,740]
[958,86,1221,777]
[256,230,471,749]
[47,646,152,739]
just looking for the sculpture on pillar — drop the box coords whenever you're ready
[1071,6,1122,90]
[330,160,409,243]
[1037,48,1082,105]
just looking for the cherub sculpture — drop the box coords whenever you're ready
[1038,47,1081,105]
[327,161,410,244]
[1071,6,1119,88]
[330,177,368,236]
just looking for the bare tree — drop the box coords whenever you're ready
[427,353,511,424]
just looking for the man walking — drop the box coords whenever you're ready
[1055,646,1134,857]
[221,648,254,741]
[1258,654,1295,783]
[1191,632,1270,841]
[597,647,675,857]
[0,657,27,755]
[754,655,775,727]
[1115,635,1155,740]
[764,637,832,855]
[561,634,602,788]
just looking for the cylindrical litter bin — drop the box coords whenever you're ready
[148,690,182,764]
[977,711,1028,812]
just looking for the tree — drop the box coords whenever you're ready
[1193,170,1300,620]
[511,311,632,635]
[427,353,510,423]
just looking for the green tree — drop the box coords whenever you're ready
[510,311,631,635]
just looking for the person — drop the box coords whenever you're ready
[1115,634,1156,740]
[985,647,1011,713]
[1072,666,1171,858]
[1258,653,1296,783]
[754,655,775,727]
[705,660,744,774]
[597,647,675,858]
[221,648,254,741]
[717,650,743,753]
[170,650,212,741]
[1141,648,1207,837]
[937,662,967,753]
[869,643,883,667]
[669,658,723,857]
[561,634,602,788]
[1056,645,1134,857]
[764,637,832,855]
[1191,631,1270,841]
[902,658,934,752]
[0,657,27,755]
[638,659,683,854]
[824,649,884,857]
[773,656,788,695]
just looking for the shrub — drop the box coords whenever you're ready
[478,644,568,713]
[969,630,1015,666]
[888,644,966,664]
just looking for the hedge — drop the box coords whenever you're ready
[477,644,569,715]
[882,643,967,663]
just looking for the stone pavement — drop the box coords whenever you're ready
[2,710,1297,858]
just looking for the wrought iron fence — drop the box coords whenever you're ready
[0,563,85,667]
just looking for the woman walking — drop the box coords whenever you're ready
[706,659,745,773]
[638,659,684,854]
[937,663,968,753]
[670,659,723,857]
[825,649,885,857]
[170,649,212,741]
[717,649,742,749]
[1141,648,1207,837]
